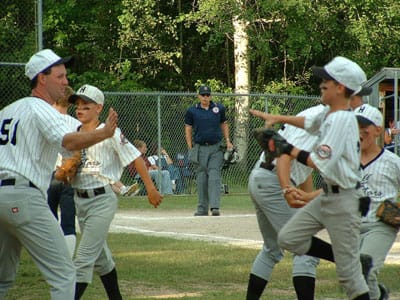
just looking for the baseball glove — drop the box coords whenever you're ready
[253,128,294,159]
[54,151,81,184]
[376,200,400,228]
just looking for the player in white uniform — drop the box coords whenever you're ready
[250,56,370,300]
[0,49,118,300]
[68,84,163,300]
[246,104,325,300]
[354,104,396,300]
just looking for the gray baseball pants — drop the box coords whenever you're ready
[248,167,319,281]
[74,185,117,283]
[360,221,398,300]
[195,142,223,213]
[278,188,369,299]
[0,184,75,300]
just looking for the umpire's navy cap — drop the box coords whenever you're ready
[25,49,73,80]
[311,56,367,96]
[199,85,212,95]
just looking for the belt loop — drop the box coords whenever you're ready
[87,189,96,198]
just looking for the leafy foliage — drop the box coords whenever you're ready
[2,0,400,97]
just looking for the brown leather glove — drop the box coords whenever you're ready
[376,200,400,228]
[54,152,81,184]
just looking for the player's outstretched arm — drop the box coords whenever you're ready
[62,108,118,151]
[133,157,163,208]
[249,109,306,129]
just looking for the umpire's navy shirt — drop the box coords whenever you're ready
[184,101,227,145]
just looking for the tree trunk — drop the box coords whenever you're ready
[232,15,249,166]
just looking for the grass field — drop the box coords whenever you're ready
[5,194,400,299]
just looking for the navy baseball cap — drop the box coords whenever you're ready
[25,49,73,80]
[199,85,211,95]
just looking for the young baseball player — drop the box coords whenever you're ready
[246,104,325,300]
[68,84,163,300]
[250,56,370,300]
[0,49,118,299]
[354,104,396,300]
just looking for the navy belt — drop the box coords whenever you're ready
[0,178,38,189]
[76,187,106,198]
[322,182,361,194]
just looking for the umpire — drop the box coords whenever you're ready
[184,85,233,216]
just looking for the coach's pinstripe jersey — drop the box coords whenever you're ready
[72,125,141,189]
[0,97,70,194]
[305,108,361,188]
[56,114,81,167]
[360,149,400,222]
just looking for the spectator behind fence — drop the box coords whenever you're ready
[384,119,400,152]
[148,144,181,193]
[128,140,173,195]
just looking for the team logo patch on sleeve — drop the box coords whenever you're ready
[212,107,219,114]
[120,133,128,145]
[316,144,332,159]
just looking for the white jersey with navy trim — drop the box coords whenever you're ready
[360,148,400,222]
[72,125,141,189]
[0,97,71,194]
[305,108,361,188]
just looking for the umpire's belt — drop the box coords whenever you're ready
[76,187,106,198]
[322,182,361,194]
[198,141,219,146]
[0,178,38,190]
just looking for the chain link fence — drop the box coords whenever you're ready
[95,92,321,194]
[0,1,37,106]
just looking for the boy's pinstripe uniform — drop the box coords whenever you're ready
[278,107,368,299]
[247,105,324,299]
[72,125,141,284]
[277,57,371,300]
[355,104,399,300]
[359,149,400,299]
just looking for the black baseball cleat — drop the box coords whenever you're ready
[360,254,373,283]
[378,283,390,300]
[194,211,208,216]
[211,208,220,216]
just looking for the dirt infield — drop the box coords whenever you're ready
[110,209,400,265]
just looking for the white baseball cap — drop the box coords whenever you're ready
[68,84,104,105]
[25,49,73,80]
[354,104,383,127]
[312,56,367,95]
